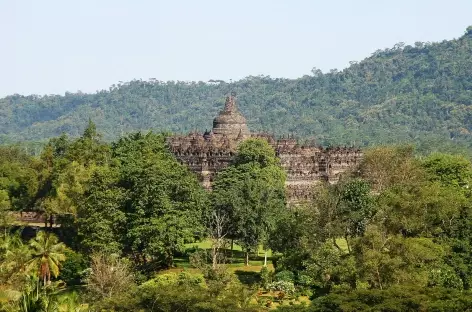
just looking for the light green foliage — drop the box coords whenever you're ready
[234,138,279,167]
[422,153,472,189]
[305,242,357,289]
[260,266,272,289]
[27,232,66,286]
[268,281,296,295]
[141,272,205,289]
[16,277,60,312]
[377,181,465,237]
[359,145,423,192]
[0,232,31,288]
[428,265,464,290]
[354,226,444,289]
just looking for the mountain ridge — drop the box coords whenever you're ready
[1,27,472,154]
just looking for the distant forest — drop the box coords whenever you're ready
[1,27,472,154]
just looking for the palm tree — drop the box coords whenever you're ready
[27,232,66,286]
[0,232,31,287]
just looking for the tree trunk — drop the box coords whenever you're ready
[231,239,234,258]
[212,246,218,270]
[376,268,383,290]
[264,250,268,267]
[345,235,351,254]
[245,251,249,266]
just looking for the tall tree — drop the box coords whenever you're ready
[212,138,286,265]
[113,132,208,268]
[27,231,66,286]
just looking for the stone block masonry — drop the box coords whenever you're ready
[167,94,362,203]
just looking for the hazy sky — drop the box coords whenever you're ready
[1,0,471,97]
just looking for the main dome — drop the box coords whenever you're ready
[212,94,250,138]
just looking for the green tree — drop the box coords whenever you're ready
[75,166,125,254]
[422,153,472,189]
[27,232,66,286]
[212,138,286,265]
[113,132,208,268]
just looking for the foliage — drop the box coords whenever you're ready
[57,249,87,286]
[3,112,472,310]
[211,139,286,263]
[260,266,272,289]
[96,275,259,312]
[84,253,135,301]
[422,152,472,189]
[267,281,296,295]
[309,286,472,312]
[275,270,295,283]
[17,277,59,312]
[3,28,472,156]
[26,232,66,286]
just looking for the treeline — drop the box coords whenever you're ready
[1,27,472,154]
[2,123,472,310]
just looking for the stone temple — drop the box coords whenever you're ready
[167,93,362,203]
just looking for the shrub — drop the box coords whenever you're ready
[296,273,313,287]
[268,281,296,295]
[58,249,88,286]
[428,266,464,290]
[85,253,135,301]
[260,266,272,289]
[142,272,205,289]
[276,270,295,283]
[153,273,178,286]
[177,271,205,286]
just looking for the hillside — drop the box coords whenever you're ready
[1,27,472,153]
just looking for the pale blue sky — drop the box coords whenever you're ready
[1,0,471,97]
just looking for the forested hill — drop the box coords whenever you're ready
[2,27,472,153]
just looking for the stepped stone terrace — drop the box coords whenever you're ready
[167,94,362,202]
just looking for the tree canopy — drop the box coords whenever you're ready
[1,27,472,155]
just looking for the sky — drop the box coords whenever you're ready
[1,0,471,97]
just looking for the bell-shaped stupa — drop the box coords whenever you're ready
[212,92,250,140]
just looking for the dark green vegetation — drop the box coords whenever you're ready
[3,122,472,311]
[2,27,472,155]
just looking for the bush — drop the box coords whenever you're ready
[85,253,135,301]
[260,266,273,289]
[58,249,88,286]
[428,266,464,290]
[276,270,295,283]
[296,273,313,287]
[177,271,205,286]
[268,281,296,295]
[141,272,205,289]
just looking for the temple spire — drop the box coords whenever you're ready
[224,91,237,112]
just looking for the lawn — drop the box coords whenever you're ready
[162,239,276,283]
